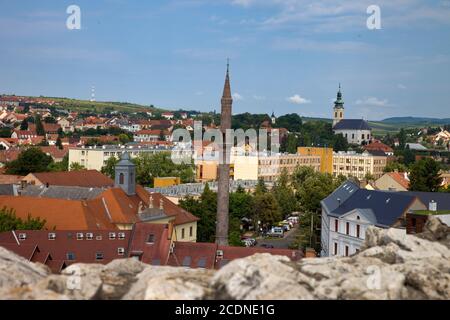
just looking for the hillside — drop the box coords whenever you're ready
[1,94,165,113]
[382,117,450,125]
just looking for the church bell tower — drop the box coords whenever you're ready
[333,84,345,127]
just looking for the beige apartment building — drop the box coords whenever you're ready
[68,145,174,171]
[257,154,321,182]
[332,151,387,180]
[196,153,321,182]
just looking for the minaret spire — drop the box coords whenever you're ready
[216,61,233,246]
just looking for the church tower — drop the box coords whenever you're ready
[333,84,345,127]
[216,60,233,246]
[114,152,136,196]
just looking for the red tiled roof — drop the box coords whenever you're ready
[386,172,410,190]
[29,170,113,188]
[364,141,394,153]
[0,196,116,230]
[0,174,24,184]
[167,241,217,269]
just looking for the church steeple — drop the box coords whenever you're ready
[333,84,345,127]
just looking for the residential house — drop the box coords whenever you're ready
[320,180,427,257]
[162,112,174,120]
[375,172,410,191]
[133,129,171,143]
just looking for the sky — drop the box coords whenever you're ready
[0,0,450,120]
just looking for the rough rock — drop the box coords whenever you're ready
[0,246,50,291]
[0,217,449,300]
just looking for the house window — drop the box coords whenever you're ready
[346,222,350,235]
[335,219,339,232]
[181,228,185,239]
[352,134,355,139]
[334,242,338,255]
[345,246,349,256]
[66,252,76,261]
[86,233,93,240]
[117,248,125,256]
[76,233,84,240]
[356,225,360,238]
[119,173,124,184]
[147,234,155,244]
[189,226,193,237]
[118,232,126,240]
[48,233,56,240]
[96,252,104,260]
[109,232,116,240]
[362,134,365,139]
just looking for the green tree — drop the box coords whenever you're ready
[47,154,69,172]
[254,177,268,195]
[252,192,282,230]
[35,115,45,136]
[101,156,119,179]
[384,161,408,173]
[118,133,131,145]
[332,133,349,152]
[5,148,53,175]
[272,168,297,218]
[20,118,29,130]
[0,207,46,232]
[179,183,217,242]
[409,158,443,192]
[55,137,63,150]
[133,152,195,187]
[69,162,86,171]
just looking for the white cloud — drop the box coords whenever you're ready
[287,94,311,104]
[397,84,407,90]
[355,97,392,107]
[233,93,244,101]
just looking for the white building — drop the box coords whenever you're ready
[332,85,372,145]
[320,181,427,257]
[68,145,174,171]
[332,150,387,180]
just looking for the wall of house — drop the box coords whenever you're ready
[375,174,408,191]
[174,222,197,242]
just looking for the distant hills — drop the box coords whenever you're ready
[381,117,450,125]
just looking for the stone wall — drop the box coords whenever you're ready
[0,217,449,300]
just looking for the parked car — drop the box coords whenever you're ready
[242,238,257,247]
[268,227,284,238]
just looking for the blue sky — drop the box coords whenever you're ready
[0,0,449,120]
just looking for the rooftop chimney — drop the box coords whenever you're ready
[429,200,437,212]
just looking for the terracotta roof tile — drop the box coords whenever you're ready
[30,170,113,188]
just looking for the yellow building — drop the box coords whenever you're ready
[298,147,333,174]
[154,177,181,188]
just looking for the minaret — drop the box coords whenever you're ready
[216,60,233,246]
[333,84,344,127]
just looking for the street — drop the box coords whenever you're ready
[256,226,299,249]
